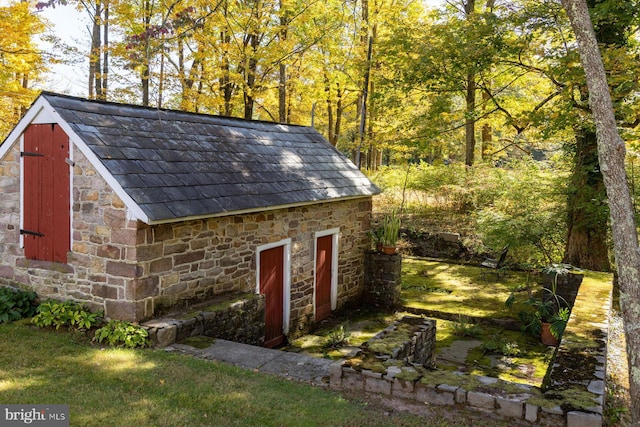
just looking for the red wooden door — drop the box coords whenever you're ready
[23,124,70,263]
[315,235,333,322]
[260,246,285,348]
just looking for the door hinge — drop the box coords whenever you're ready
[20,229,44,237]
[20,151,44,157]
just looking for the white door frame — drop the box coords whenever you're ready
[256,239,292,335]
[313,228,339,317]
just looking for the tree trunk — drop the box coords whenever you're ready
[324,75,334,142]
[563,0,618,272]
[278,1,288,123]
[243,31,259,120]
[463,0,476,166]
[564,129,610,271]
[195,61,204,114]
[99,0,108,100]
[355,35,373,169]
[89,0,102,99]
[158,33,164,108]
[465,71,476,166]
[279,63,287,123]
[220,1,233,116]
[141,0,151,106]
[355,0,372,168]
[334,86,343,146]
[178,37,190,110]
[481,88,492,159]
[366,79,376,170]
[562,0,640,422]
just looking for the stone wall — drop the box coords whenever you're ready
[364,252,402,310]
[363,316,436,369]
[143,294,265,347]
[402,230,472,260]
[0,141,373,333]
[330,365,570,425]
[0,143,22,283]
[132,198,371,333]
[0,142,138,316]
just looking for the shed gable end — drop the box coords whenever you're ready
[22,124,70,264]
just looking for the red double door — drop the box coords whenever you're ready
[259,236,333,348]
[22,124,70,264]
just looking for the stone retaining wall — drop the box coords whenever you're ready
[331,272,613,427]
[363,316,436,368]
[142,294,265,347]
[330,365,569,424]
[401,230,473,261]
[330,362,600,426]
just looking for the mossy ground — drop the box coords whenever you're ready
[282,309,405,359]
[285,259,612,389]
[401,257,533,319]
[178,336,217,349]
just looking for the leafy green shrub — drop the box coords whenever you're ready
[0,287,37,323]
[32,300,102,330]
[370,159,569,265]
[94,320,150,348]
[410,163,470,211]
[475,159,567,265]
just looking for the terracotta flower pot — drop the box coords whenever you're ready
[541,322,559,346]
[381,245,397,255]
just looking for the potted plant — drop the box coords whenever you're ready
[542,307,570,346]
[506,271,570,346]
[368,227,384,252]
[380,210,401,254]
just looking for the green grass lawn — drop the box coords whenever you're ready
[1,260,612,426]
[1,320,471,427]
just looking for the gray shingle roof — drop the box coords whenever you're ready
[41,92,379,223]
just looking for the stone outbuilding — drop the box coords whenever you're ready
[0,92,379,346]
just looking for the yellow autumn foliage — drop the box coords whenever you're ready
[0,1,46,141]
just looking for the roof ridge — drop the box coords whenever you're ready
[39,91,311,129]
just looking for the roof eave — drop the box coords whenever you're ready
[143,193,377,225]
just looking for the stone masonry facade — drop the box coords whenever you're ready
[364,252,402,310]
[0,141,372,334]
